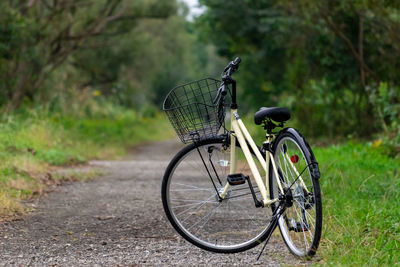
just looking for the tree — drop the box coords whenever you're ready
[0,0,176,110]
[197,0,400,138]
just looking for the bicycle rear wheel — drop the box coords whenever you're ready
[269,129,322,257]
[161,136,272,253]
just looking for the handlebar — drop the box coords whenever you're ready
[223,57,241,75]
[214,57,241,103]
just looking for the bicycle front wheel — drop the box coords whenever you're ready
[269,129,322,257]
[161,136,272,253]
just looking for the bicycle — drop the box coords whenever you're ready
[161,57,322,258]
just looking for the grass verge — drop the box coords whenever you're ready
[0,108,174,220]
[315,142,400,265]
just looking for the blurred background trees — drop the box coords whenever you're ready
[0,0,399,153]
[0,0,222,112]
[197,0,399,143]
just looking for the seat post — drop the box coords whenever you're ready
[264,119,276,134]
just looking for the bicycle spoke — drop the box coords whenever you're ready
[228,201,265,229]
[290,191,312,250]
[172,183,212,191]
[302,207,316,230]
[172,202,212,209]
[177,194,216,218]
[226,195,254,202]
[188,202,222,231]
[227,200,243,232]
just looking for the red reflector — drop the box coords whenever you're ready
[291,155,299,163]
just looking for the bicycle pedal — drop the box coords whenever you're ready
[227,173,247,185]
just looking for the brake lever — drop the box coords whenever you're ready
[223,61,233,73]
[213,84,227,104]
[213,89,221,104]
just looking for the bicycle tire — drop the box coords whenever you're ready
[269,128,322,257]
[161,136,273,253]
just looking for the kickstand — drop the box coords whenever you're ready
[256,205,286,261]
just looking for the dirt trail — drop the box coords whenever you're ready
[0,140,307,266]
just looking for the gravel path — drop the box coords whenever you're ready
[0,140,309,266]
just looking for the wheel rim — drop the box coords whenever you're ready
[166,141,272,250]
[273,136,319,256]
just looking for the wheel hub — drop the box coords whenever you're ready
[216,187,230,202]
[282,187,293,208]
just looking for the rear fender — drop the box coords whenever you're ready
[276,128,320,179]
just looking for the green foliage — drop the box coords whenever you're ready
[0,0,225,112]
[370,82,400,157]
[197,0,400,144]
[36,149,86,166]
[315,142,400,264]
[0,0,177,109]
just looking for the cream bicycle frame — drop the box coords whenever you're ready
[218,109,308,207]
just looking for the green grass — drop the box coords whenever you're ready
[0,107,174,219]
[315,142,400,265]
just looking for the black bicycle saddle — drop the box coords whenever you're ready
[254,107,291,125]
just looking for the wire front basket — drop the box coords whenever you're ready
[163,78,225,144]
